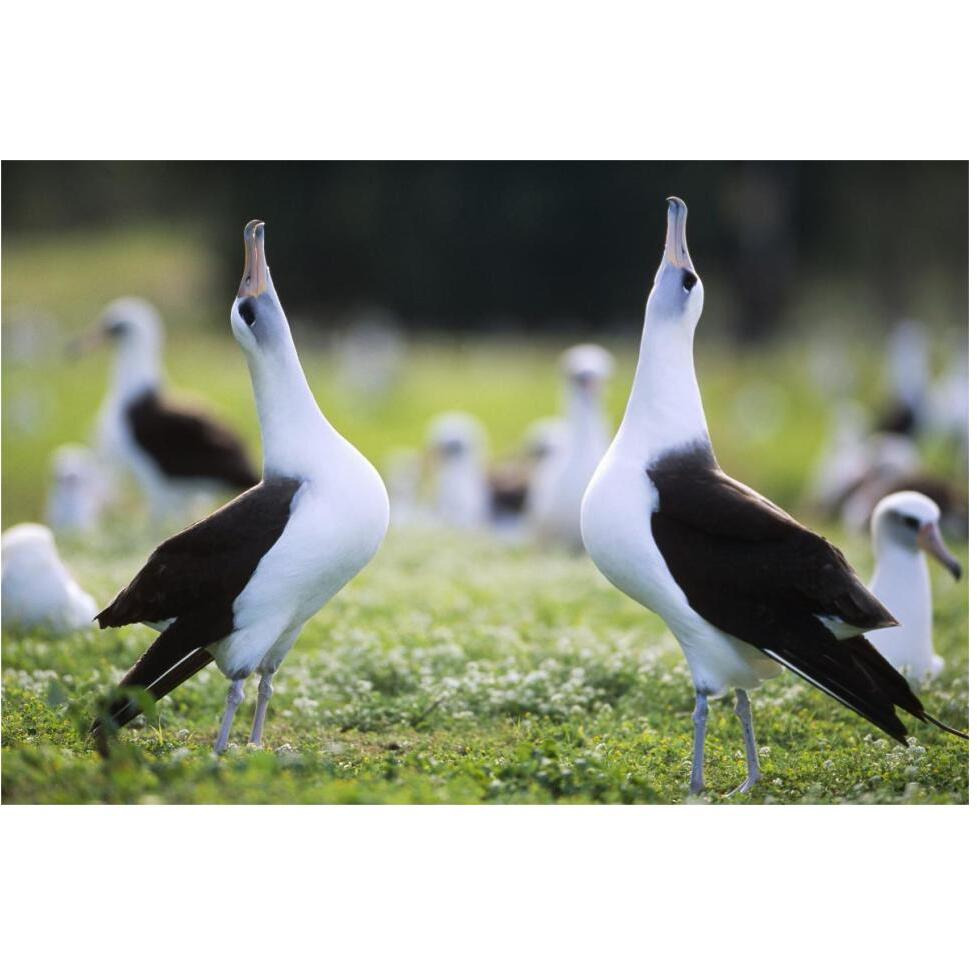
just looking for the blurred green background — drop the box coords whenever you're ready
[1,162,968,527]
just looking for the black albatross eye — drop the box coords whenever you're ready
[238,298,257,327]
[901,515,920,530]
[682,271,698,292]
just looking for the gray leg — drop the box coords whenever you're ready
[249,672,275,747]
[729,688,762,795]
[214,679,246,755]
[690,691,709,795]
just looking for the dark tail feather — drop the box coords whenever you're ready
[923,712,969,740]
[764,634,938,746]
[90,620,214,753]
[845,640,968,741]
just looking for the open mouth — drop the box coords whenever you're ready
[238,219,268,298]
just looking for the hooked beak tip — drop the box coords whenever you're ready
[244,218,265,241]
[917,522,962,581]
[239,219,269,298]
[664,196,692,270]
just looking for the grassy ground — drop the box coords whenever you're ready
[1,527,968,804]
[1,225,969,803]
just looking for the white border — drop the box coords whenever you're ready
[1,1,973,972]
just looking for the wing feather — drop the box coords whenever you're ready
[97,477,301,628]
[647,446,936,742]
[127,390,258,489]
[91,477,301,740]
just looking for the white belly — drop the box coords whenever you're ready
[214,452,390,679]
[581,452,780,695]
[528,443,605,549]
[435,466,489,529]
[869,564,943,684]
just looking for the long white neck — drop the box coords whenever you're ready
[437,457,487,527]
[565,386,609,458]
[110,341,162,404]
[614,315,709,464]
[245,332,340,478]
[870,542,933,649]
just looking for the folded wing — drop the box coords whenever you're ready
[93,477,301,741]
[648,447,931,743]
[127,390,258,489]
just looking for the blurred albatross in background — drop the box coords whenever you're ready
[1,523,97,635]
[45,443,110,535]
[425,412,491,530]
[868,491,961,684]
[527,343,614,550]
[72,296,258,521]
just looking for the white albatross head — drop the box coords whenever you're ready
[646,196,704,331]
[96,297,163,351]
[523,417,569,463]
[561,344,615,399]
[45,444,107,533]
[425,412,490,529]
[870,491,961,580]
[426,412,487,466]
[69,297,165,396]
[230,220,293,359]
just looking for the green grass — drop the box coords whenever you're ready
[1,225,969,803]
[1,529,968,804]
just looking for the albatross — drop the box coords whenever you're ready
[528,344,614,550]
[73,296,258,520]
[45,443,110,535]
[91,221,389,753]
[868,491,961,684]
[1,523,98,636]
[580,197,967,794]
[426,412,491,530]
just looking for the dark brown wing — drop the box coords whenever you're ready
[127,390,258,489]
[648,445,929,742]
[97,476,301,629]
[92,477,301,741]
[652,451,897,634]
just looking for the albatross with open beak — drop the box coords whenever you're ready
[868,491,962,684]
[581,197,967,795]
[92,221,389,754]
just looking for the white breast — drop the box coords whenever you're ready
[435,462,489,529]
[869,553,942,683]
[528,434,607,548]
[215,442,389,678]
[581,449,780,695]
